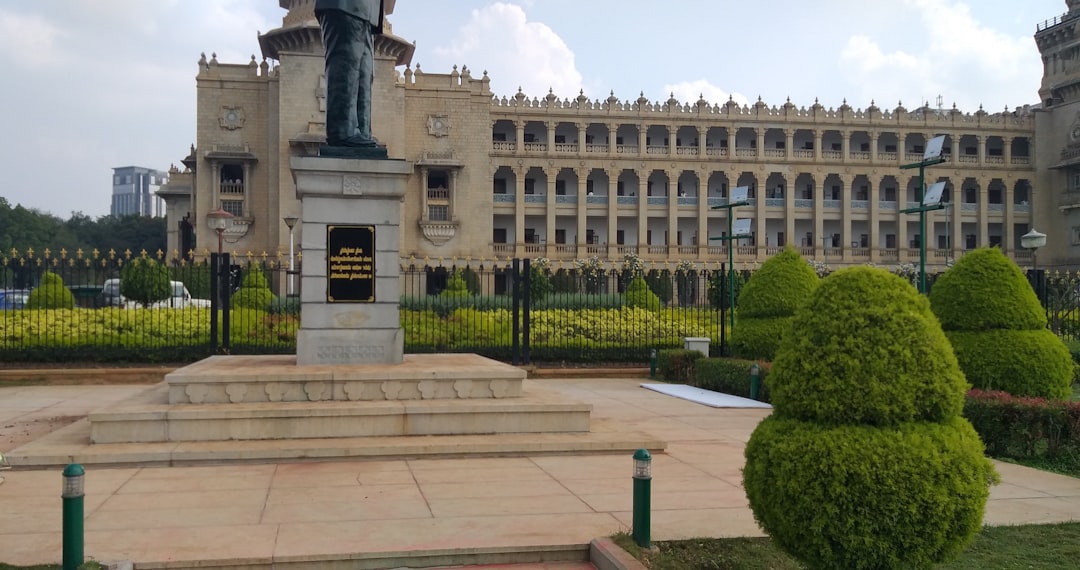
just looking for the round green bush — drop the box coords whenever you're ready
[26,271,76,309]
[120,259,171,307]
[440,270,471,298]
[730,247,818,361]
[929,247,1045,331]
[623,276,660,311]
[744,417,993,570]
[737,247,819,319]
[728,316,792,361]
[231,265,274,310]
[745,266,994,569]
[947,329,1074,400]
[768,267,967,425]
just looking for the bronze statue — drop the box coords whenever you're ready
[315,0,385,148]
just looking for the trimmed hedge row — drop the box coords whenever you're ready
[655,349,703,383]
[964,389,1080,460]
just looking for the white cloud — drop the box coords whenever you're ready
[432,2,583,98]
[662,79,749,108]
[838,0,1042,110]
[0,9,68,68]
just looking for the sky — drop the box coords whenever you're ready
[0,0,1066,219]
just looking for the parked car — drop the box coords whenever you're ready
[0,289,30,309]
[99,279,210,309]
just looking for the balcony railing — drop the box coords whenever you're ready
[646,146,668,155]
[824,199,841,209]
[616,145,639,154]
[492,142,516,151]
[988,203,1005,213]
[617,196,638,205]
[523,142,547,152]
[586,195,608,205]
[878,152,898,161]
[822,150,842,160]
[765,198,784,207]
[851,200,869,210]
[879,201,898,211]
[849,151,870,160]
[647,197,669,206]
[705,148,728,157]
[676,147,698,155]
[427,188,449,200]
[555,195,576,204]
[677,197,698,206]
[735,148,757,158]
[554,143,578,153]
[795,199,813,209]
[958,155,978,164]
[586,144,607,153]
[524,194,545,203]
[493,193,514,203]
[1012,156,1031,166]
[763,149,785,158]
[1015,203,1031,213]
[793,149,814,159]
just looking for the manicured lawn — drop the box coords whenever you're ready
[613,522,1080,569]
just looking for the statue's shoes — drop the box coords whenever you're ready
[329,134,380,148]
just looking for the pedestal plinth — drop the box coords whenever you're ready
[290,156,411,366]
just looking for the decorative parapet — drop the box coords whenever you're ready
[419,221,458,246]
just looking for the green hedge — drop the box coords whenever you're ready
[656,349,703,383]
[964,389,1080,460]
[728,316,791,362]
[731,247,817,361]
[744,417,993,570]
[693,357,770,402]
[947,329,1074,400]
[624,276,661,311]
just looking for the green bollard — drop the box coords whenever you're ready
[649,348,657,379]
[62,463,85,570]
[750,363,760,401]
[632,449,652,549]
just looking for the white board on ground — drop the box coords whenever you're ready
[641,383,773,409]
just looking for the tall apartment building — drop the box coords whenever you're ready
[156,1,1077,274]
[112,166,167,218]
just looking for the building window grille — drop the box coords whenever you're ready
[428,205,449,221]
[222,200,244,217]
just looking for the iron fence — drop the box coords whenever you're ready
[3,248,1076,365]
[0,249,297,363]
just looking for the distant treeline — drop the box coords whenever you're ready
[0,197,166,255]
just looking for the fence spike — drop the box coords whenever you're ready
[26,247,34,258]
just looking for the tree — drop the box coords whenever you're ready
[730,247,818,360]
[928,247,1073,399]
[706,268,746,310]
[120,258,171,308]
[744,267,995,570]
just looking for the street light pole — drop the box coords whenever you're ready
[900,135,947,294]
[283,216,299,296]
[709,187,750,339]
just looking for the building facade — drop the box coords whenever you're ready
[112,166,166,218]
[159,0,1080,277]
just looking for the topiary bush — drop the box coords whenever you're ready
[743,267,995,570]
[231,264,275,310]
[623,276,660,311]
[730,247,818,360]
[440,269,471,299]
[26,270,76,309]
[929,247,1073,399]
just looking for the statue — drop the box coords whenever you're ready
[315,0,385,149]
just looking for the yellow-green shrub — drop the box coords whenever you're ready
[26,271,76,309]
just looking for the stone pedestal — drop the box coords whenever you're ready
[290,156,411,366]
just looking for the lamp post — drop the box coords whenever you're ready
[205,208,235,255]
[283,216,299,296]
[1022,228,1047,301]
[900,135,947,294]
[632,449,652,549]
[1021,228,1047,273]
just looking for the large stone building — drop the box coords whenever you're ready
[159,0,1080,279]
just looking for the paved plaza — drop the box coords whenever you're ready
[1,377,1079,567]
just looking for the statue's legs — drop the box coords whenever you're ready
[317,10,376,146]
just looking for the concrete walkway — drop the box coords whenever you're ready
[2,378,1080,568]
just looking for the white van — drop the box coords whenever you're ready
[101,279,211,309]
